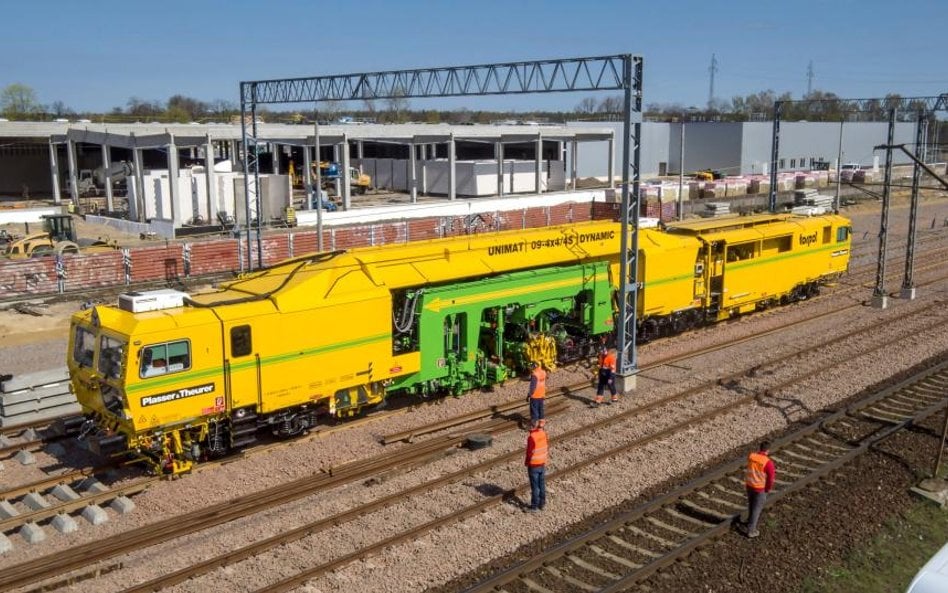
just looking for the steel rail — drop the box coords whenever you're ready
[3,235,944,584]
[251,309,948,592]
[465,356,948,593]
[0,464,114,502]
[0,399,563,591]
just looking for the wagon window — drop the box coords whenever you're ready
[726,242,756,262]
[822,226,831,244]
[231,325,252,357]
[762,235,792,253]
[73,326,96,368]
[140,340,191,378]
[836,226,850,242]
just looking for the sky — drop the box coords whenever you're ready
[1,0,946,114]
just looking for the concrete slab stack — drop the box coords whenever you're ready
[0,367,78,428]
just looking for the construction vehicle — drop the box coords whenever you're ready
[77,162,134,196]
[309,188,338,212]
[693,169,725,181]
[3,214,118,258]
[315,161,371,195]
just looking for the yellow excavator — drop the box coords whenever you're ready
[693,169,725,181]
[289,161,372,195]
[3,214,118,259]
[314,161,372,195]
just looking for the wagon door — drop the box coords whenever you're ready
[223,322,260,414]
[708,241,725,318]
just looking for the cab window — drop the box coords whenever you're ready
[98,335,127,380]
[140,340,191,378]
[73,326,96,368]
[836,226,850,242]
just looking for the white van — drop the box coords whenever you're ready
[907,542,948,593]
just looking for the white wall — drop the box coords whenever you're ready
[140,169,289,225]
[355,158,566,196]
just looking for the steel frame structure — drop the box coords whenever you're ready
[768,94,947,304]
[239,54,645,379]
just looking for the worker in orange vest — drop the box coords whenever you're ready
[527,361,547,426]
[524,419,548,512]
[742,441,776,538]
[594,347,618,405]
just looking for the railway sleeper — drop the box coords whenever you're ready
[539,568,590,593]
[607,534,662,558]
[565,552,621,581]
[588,543,642,569]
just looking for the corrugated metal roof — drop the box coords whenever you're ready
[0,121,614,147]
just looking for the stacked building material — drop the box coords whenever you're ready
[688,181,703,199]
[701,182,726,199]
[643,200,679,221]
[748,176,771,195]
[775,174,796,192]
[699,202,731,217]
[0,368,78,428]
[724,177,748,197]
[795,174,817,189]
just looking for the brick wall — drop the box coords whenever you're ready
[0,202,617,298]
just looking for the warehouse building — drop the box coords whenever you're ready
[567,120,921,179]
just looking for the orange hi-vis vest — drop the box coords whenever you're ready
[745,451,770,489]
[599,350,616,372]
[527,428,548,466]
[530,367,547,399]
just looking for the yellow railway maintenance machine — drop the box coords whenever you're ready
[67,214,851,474]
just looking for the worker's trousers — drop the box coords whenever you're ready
[529,397,544,424]
[745,487,767,532]
[528,465,546,510]
[596,369,616,396]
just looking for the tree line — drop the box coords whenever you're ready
[0,82,938,125]
[579,90,934,123]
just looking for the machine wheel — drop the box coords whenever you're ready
[28,245,55,258]
[55,241,80,255]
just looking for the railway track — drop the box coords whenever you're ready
[1,223,940,590]
[244,302,948,593]
[460,356,948,593]
[1,280,939,560]
[90,292,948,593]
[0,398,569,590]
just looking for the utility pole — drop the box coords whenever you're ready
[678,119,685,220]
[834,119,843,212]
[806,60,815,97]
[708,53,718,110]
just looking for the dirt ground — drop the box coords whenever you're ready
[0,301,76,346]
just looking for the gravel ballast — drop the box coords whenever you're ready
[1,196,947,593]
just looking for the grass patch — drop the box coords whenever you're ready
[798,500,948,593]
